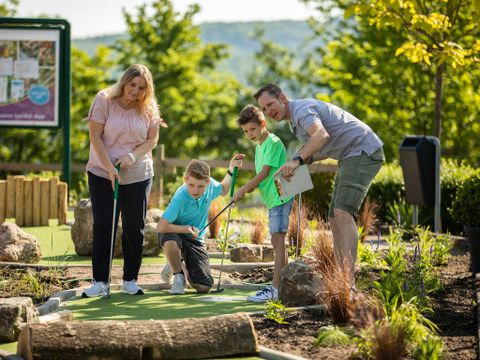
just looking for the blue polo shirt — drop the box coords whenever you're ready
[161,178,223,242]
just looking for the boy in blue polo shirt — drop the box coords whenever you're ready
[234,105,293,302]
[157,155,243,294]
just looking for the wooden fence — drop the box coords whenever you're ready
[0,144,337,211]
[0,176,68,226]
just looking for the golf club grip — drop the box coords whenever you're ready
[114,164,120,200]
[229,166,238,198]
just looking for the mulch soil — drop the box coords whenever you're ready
[250,246,477,359]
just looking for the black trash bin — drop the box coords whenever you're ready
[399,136,437,207]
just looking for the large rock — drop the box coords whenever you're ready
[230,244,275,263]
[71,199,161,257]
[0,297,39,342]
[230,244,263,262]
[0,223,41,263]
[261,245,275,262]
[279,260,323,307]
[145,208,162,224]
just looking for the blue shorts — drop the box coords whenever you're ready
[268,198,294,234]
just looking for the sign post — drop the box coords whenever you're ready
[0,18,71,187]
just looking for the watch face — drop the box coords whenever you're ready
[294,155,303,165]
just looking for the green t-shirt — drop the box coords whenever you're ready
[255,133,293,209]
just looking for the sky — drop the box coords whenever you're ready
[15,0,315,39]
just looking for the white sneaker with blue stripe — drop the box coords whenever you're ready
[247,285,278,303]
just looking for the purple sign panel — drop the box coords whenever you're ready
[0,29,60,127]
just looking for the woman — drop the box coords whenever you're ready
[83,64,167,297]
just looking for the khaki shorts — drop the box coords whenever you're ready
[329,147,384,218]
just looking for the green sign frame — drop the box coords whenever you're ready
[0,18,71,186]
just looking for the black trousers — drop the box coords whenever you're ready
[88,172,152,282]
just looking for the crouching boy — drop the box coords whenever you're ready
[156,155,243,294]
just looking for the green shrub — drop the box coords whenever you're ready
[450,170,480,227]
[369,159,476,234]
[438,159,476,233]
[368,162,404,222]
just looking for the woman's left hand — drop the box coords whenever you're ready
[116,153,135,169]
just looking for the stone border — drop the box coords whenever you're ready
[259,346,308,360]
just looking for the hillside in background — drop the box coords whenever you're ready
[73,20,320,83]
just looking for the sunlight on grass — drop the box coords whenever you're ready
[0,342,16,354]
[64,289,264,321]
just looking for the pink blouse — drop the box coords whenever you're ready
[86,90,160,185]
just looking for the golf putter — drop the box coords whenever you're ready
[296,193,302,259]
[103,164,120,299]
[199,199,235,234]
[211,166,238,293]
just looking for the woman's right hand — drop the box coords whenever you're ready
[107,165,121,190]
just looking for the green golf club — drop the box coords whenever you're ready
[103,164,120,299]
[211,166,238,293]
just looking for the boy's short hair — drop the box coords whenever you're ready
[254,83,284,101]
[185,159,210,180]
[236,105,265,126]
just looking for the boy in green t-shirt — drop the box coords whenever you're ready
[234,105,293,303]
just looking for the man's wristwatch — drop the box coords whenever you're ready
[293,154,305,166]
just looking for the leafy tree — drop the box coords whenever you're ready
[247,0,480,164]
[0,0,18,17]
[111,0,247,159]
[346,0,480,140]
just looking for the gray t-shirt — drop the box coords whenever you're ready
[288,99,383,160]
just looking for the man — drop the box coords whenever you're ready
[255,83,384,281]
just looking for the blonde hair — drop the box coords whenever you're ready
[185,160,210,180]
[107,64,160,118]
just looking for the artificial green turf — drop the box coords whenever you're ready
[0,342,16,354]
[64,289,265,321]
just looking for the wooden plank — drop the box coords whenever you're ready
[0,162,85,172]
[32,177,41,226]
[57,182,68,225]
[49,177,59,219]
[40,180,50,226]
[5,175,15,218]
[0,180,6,223]
[24,180,33,226]
[14,176,25,226]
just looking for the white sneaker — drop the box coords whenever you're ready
[170,273,186,295]
[247,285,278,303]
[82,281,108,298]
[122,280,144,295]
[161,263,173,285]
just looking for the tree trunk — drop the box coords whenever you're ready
[434,63,445,140]
[17,313,259,360]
